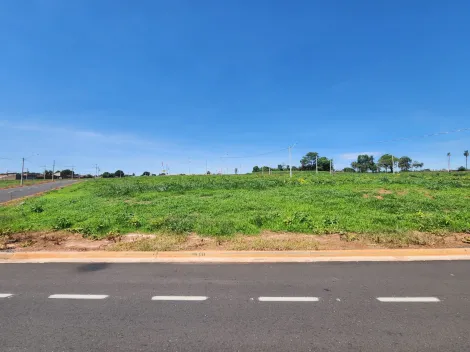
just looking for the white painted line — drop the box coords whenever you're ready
[49,294,108,300]
[258,297,319,302]
[152,296,208,301]
[377,297,440,302]
[0,293,13,298]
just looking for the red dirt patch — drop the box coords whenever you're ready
[2,231,470,252]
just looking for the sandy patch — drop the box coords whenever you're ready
[2,231,470,252]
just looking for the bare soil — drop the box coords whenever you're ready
[1,231,470,252]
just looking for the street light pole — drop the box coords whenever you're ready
[20,158,25,186]
[288,143,296,178]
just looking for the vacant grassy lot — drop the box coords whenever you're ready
[0,179,51,189]
[1,173,470,244]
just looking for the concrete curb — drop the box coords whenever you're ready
[1,248,470,263]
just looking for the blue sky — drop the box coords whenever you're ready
[1,0,469,175]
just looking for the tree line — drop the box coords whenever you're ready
[346,154,423,173]
[252,152,426,173]
[252,152,334,173]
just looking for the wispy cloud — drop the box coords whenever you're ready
[0,120,164,148]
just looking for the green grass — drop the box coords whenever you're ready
[1,172,470,239]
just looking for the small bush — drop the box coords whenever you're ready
[128,216,141,228]
[53,217,72,230]
[30,204,44,213]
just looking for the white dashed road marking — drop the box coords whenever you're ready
[152,296,208,301]
[49,294,109,300]
[0,294,13,298]
[258,297,319,302]
[377,297,440,302]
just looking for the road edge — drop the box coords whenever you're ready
[0,180,80,205]
[1,248,470,263]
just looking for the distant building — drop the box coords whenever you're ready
[0,173,17,181]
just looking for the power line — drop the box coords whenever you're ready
[375,127,470,144]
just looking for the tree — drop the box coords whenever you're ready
[44,170,53,179]
[115,170,125,178]
[60,169,73,178]
[464,150,469,170]
[378,154,397,173]
[412,161,424,171]
[343,167,356,173]
[252,166,260,173]
[235,168,238,175]
[352,154,376,173]
[102,172,113,178]
[300,152,319,170]
[277,164,284,171]
[458,166,466,171]
[351,162,359,172]
[142,171,150,176]
[398,156,412,172]
[206,171,211,175]
[317,157,331,171]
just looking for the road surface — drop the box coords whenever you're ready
[0,261,469,351]
[0,180,78,203]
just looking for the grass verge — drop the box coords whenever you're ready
[1,172,470,241]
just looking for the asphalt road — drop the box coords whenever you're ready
[0,180,78,203]
[0,262,469,351]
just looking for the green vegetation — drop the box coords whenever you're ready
[1,173,470,240]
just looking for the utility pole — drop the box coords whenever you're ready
[65,165,75,179]
[447,153,451,172]
[288,146,292,178]
[39,165,47,180]
[52,160,56,181]
[20,158,25,186]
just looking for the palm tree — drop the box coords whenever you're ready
[465,150,469,170]
[447,152,451,172]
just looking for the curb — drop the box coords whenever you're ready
[1,248,470,263]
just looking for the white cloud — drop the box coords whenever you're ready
[0,119,165,148]
[340,151,382,161]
